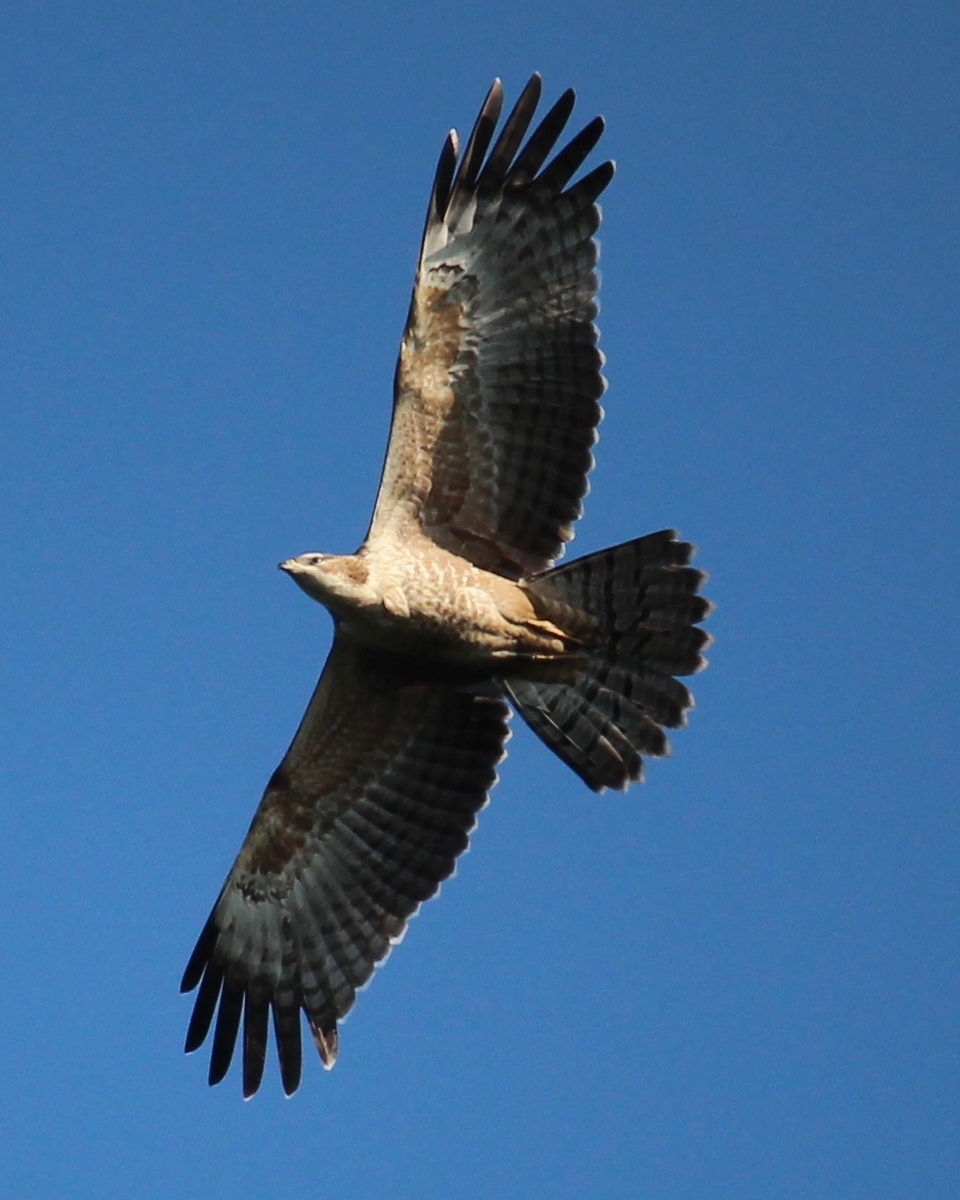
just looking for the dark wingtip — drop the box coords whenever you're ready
[181,908,219,993]
[569,160,616,206]
[524,72,543,103]
[207,980,243,1086]
[477,73,544,196]
[444,78,506,229]
[241,995,270,1099]
[430,130,460,222]
[507,85,577,186]
[273,1002,303,1097]
[539,114,607,193]
[281,1062,302,1097]
[184,960,224,1054]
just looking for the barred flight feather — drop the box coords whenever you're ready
[505,532,712,792]
[369,76,615,578]
[182,640,509,1096]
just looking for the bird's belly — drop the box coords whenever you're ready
[343,588,514,662]
[346,546,561,665]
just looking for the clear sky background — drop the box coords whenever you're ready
[1,3,958,1198]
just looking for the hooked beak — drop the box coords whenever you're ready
[278,558,300,574]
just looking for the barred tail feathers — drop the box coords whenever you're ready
[503,531,711,792]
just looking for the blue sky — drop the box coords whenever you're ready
[1,3,958,1197]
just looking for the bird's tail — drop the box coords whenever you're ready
[502,530,711,791]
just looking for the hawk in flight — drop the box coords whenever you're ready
[182,75,711,1097]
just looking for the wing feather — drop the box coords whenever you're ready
[181,636,510,1095]
[476,74,542,197]
[507,86,576,186]
[368,76,614,579]
[444,79,503,230]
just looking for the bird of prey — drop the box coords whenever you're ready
[182,75,711,1098]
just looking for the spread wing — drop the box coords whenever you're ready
[181,636,510,1097]
[368,75,615,579]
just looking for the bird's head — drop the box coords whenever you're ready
[279,552,371,612]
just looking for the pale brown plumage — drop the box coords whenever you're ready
[182,76,711,1097]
